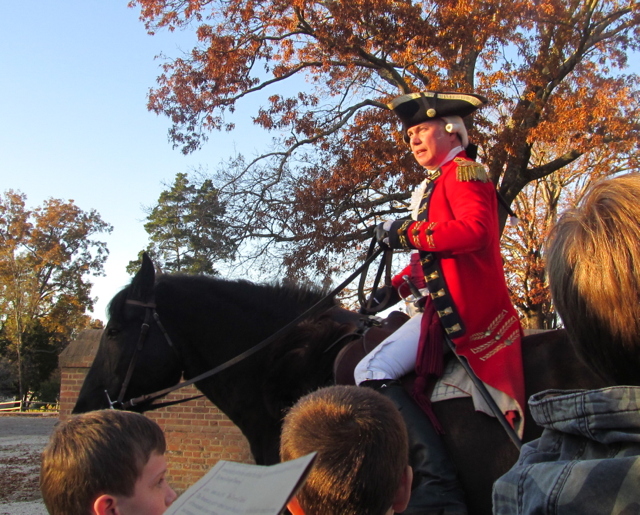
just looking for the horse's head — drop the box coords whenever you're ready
[73,254,183,413]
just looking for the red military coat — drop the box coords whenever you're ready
[391,151,525,425]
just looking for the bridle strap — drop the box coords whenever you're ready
[112,300,181,408]
[153,312,180,359]
[116,305,153,406]
[120,243,386,410]
[322,331,362,355]
[141,394,205,410]
[126,300,156,308]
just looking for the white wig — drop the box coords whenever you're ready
[441,115,468,148]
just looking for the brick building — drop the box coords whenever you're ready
[59,329,254,493]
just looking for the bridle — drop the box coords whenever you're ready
[105,299,189,410]
[108,240,393,412]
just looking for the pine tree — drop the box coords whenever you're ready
[129,173,237,275]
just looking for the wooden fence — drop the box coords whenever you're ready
[0,400,59,412]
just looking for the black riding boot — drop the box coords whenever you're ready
[360,380,467,515]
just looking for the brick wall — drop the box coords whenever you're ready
[59,329,254,493]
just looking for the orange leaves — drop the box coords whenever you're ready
[501,140,631,328]
[0,191,31,250]
[133,0,640,167]
[131,0,640,283]
[130,0,210,32]
[135,0,460,153]
[0,191,112,350]
[502,179,556,328]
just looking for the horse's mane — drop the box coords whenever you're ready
[107,273,351,419]
[107,274,334,322]
[161,274,333,314]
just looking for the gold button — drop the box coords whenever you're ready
[427,108,437,117]
[431,289,446,299]
[446,323,462,334]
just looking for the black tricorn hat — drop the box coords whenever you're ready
[388,91,488,140]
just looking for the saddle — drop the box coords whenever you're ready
[333,310,410,385]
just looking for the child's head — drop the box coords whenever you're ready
[281,385,411,515]
[547,173,640,385]
[40,409,176,515]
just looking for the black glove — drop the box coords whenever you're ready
[359,286,401,314]
[374,222,390,247]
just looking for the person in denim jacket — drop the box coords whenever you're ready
[492,173,640,515]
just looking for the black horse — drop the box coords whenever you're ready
[74,255,605,515]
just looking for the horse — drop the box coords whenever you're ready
[74,254,605,515]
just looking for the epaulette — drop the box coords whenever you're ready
[454,158,489,183]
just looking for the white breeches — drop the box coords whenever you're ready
[354,313,423,385]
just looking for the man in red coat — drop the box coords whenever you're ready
[355,91,524,515]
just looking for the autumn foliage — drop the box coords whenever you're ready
[502,146,640,328]
[131,0,640,294]
[0,191,111,402]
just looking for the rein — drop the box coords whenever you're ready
[357,238,394,314]
[116,242,391,411]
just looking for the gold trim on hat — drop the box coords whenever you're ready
[388,91,485,110]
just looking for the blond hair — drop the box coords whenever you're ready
[547,173,640,384]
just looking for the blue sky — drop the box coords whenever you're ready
[0,2,271,321]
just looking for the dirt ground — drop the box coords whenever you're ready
[0,415,58,515]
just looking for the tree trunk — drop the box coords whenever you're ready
[16,336,24,412]
[521,304,550,331]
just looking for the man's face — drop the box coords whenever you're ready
[407,120,458,169]
[115,452,177,515]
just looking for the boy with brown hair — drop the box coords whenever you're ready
[40,409,177,515]
[280,385,412,515]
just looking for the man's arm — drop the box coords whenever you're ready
[386,171,496,254]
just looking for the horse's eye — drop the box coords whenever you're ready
[106,327,120,338]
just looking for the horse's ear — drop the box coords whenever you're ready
[129,252,155,301]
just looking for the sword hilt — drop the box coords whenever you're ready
[402,275,426,311]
